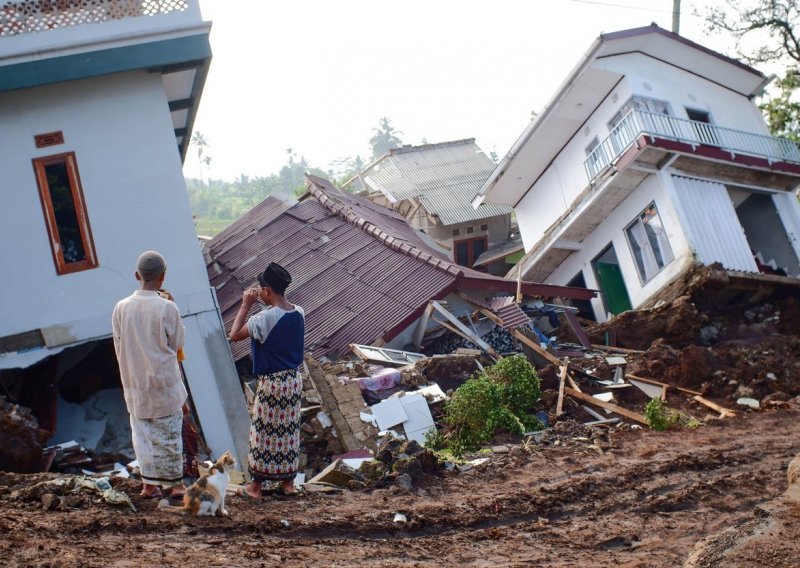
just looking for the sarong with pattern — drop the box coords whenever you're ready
[248,368,302,482]
[130,413,183,487]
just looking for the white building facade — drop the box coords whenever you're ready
[475,24,800,321]
[0,1,250,466]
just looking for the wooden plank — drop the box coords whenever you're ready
[511,329,563,367]
[566,370,582,393]
[591,343,644,354]
[556,365,568,416]
[692,395,737,417]
[626,373,703,396]
[660,384,667,402]
[564,310,592,348]
[564,387,648,424]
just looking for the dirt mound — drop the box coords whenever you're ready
[684,450,800,568]
[0,397,48,473]
[586,263,800,350]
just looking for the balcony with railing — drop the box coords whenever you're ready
[0,0,196,37]
[584,109,800,182]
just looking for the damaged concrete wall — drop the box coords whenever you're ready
[304,357,378,452]
[181,308,250,469]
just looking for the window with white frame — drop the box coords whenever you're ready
[609,96,671,129]
[585,136,603,175]
[625,202,673,284]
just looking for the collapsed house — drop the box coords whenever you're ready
[203,174,598,480]
[205,174,595,363]
[342,139,516,275]
[474,23,800,322]
[0,0,250,468]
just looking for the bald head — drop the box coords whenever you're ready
[136,251,166,282]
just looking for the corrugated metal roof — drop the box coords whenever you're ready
[354,139,513,226]
[205,175,594,361]
[494,303,531,330]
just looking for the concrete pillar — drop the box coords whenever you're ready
[180,295,250,474]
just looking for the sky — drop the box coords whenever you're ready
[185,0,739,182]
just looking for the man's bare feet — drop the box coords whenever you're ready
[139,483,162,498]
[281,480,297,495]
[243,480,262,499]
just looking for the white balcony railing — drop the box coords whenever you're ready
[584,109,800,181]
[0,0,189,37]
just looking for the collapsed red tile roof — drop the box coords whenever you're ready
[205,175,595,360]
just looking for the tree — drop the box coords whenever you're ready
[369,117,403,159]
[191,131,212,185]
[706,1,800,140]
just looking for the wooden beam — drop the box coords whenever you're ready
[404,199,423,222]
[564,387,648,425]
[556,365,568,416]
[692,395,736,418]
[564,310,591,348]
[590,344,644,354]
[511,329,563,367]
[566,370,582,392]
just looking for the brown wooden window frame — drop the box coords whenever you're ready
[33,152,98,275]
[453,235,488,269]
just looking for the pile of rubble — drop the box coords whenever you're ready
[0,396,48,473]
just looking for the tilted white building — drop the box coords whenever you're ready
[0,0,249,466]
[474,24,800,321]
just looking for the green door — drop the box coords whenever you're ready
[595,261,633,315]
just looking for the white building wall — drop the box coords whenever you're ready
[594,53,770,136]
[515,77,635,250]
[0,70,250,465]
[0,71,210,339]
[547,171,694,320]
[515,52,770,252]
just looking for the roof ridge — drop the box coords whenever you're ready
[305,175,464,278]
[389,138,477,155]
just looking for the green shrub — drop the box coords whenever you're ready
[443,354,543,455]
[644,397,680,431]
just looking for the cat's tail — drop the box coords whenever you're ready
[157,499,187,514]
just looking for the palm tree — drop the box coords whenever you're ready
[191,131,211,186]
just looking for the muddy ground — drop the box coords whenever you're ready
[3,263,800,567]
[1,401,799,567]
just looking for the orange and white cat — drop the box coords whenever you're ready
[158,451,235,517]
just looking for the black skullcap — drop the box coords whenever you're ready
[257,262,292,295]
